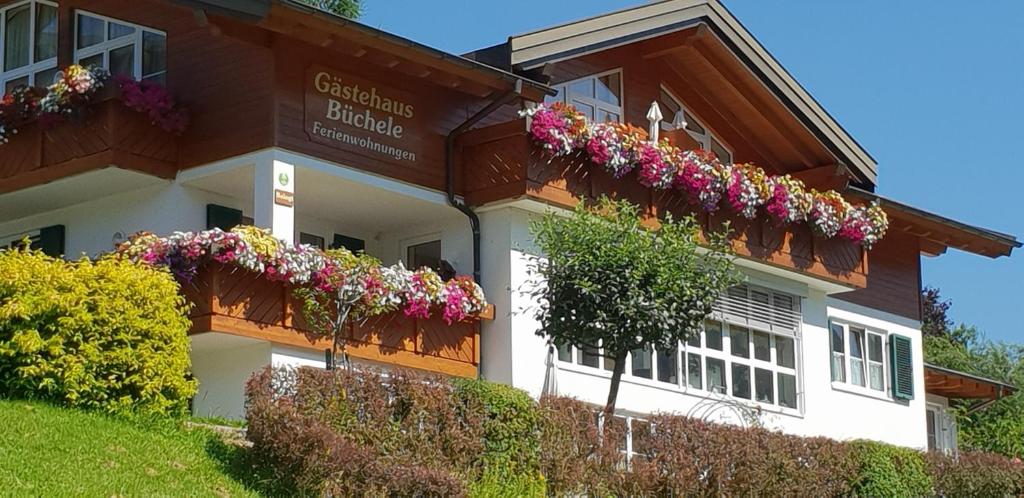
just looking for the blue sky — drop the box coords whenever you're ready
[362,1,1024,343]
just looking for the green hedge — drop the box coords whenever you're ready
[0,248,195,416]
[246,367,545,497]
[452,378,541,483]
[246,367,1024,497]
[849,440,933,497]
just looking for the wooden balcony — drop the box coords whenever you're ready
[183,264,490,378]
[460,121,867,288]
[0,94,179,194]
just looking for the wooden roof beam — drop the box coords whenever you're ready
[663,57,786,168]
[789,164,850,191]
[690,36,825,168]
[670,47,818,168]
[640,25,705,60]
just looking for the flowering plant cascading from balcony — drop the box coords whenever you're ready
[114,75,189,134]
[0,65,189,143]
[115,226,488,326]
[519,103,889,248]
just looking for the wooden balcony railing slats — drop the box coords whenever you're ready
[184,264,485,378]
[460,122,868,287]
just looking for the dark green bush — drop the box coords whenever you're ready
[0,248,195,416]
[849,440,932,497]
[452,378,543,491]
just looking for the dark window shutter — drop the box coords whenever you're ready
[331,234,365,253]
[33,225,65,257]
[889,334,915,401]
[206,204,243,230]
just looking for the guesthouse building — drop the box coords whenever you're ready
[0,0,1016,450]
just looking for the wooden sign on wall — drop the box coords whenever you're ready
[304,65,422,165]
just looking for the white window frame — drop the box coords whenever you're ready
[556,284,803,416]
[830,319,890,399]
[926,402,958,454]
[0,0,59,91]
[73,10,166,81]
[545,68,624,123]
[658,85,734,164]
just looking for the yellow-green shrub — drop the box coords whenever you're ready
[0,248,195,416]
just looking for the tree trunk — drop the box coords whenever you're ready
[604,349,629,415]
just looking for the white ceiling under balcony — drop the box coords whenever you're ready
[0,168,167,223]
[179,156,460,235]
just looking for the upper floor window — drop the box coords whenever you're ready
[557,283,802,412]
[1,0,58,93]
[829,320,886,393]
[75,11,166,83]
[658,86,733,164]
[545,69,622,123]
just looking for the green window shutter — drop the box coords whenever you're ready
[206,204,243,230]
[33,225,65,257]
[889,334,915,401]
[331,234,365,253]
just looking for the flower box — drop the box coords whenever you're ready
[184,264,491,378]
[460,123,868,287]
[0,91,179,193]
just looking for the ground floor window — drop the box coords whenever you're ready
[926,403,958,453]
[555,288,802,413]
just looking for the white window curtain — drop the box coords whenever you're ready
[4,5,30,72]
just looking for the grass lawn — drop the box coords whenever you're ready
[0,400,276,497]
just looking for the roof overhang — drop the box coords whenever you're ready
[925,363,1017,406]
[850,188,1020,259]
[177,0,553,101]
[490,0,877,186]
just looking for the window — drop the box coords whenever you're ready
[926,404,958,453]
[684,319,799,409]
[545,69,622,122]
[829,320,888,395]
[557,284,802,412]
[1,1,58,92]
[0,224,64,257]
[74,11,166,82]
[657,85,733,164]
[406,239,441,272]
[299,232,325,250]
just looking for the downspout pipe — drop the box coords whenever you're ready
[445,79,524,380]
[445,79,524,285]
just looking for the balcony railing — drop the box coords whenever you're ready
[459,121,867,287]
[183,264,492,378]
[0,93,178,194]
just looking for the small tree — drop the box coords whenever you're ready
[294,248,383,369]
[529,197,740,414]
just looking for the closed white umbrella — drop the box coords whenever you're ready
[542,345,559,396]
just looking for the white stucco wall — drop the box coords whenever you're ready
[478,204,929,449]
[191,335,271,420]
[0,181,234,258]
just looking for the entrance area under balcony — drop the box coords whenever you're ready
[175,148,488,419]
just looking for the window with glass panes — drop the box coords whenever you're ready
[555,284,801,411]
[682,319,799,409]
[0,1,58,93]
[75,11,166,83]
[544,69,622,123]
[829,320,887,393]
[657,85,733,164]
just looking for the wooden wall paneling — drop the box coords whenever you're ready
[833,231,921,320]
